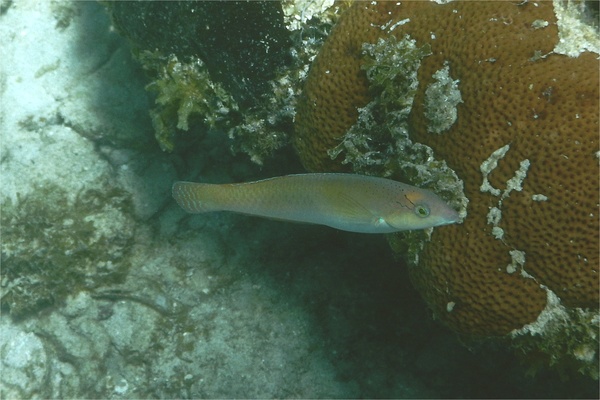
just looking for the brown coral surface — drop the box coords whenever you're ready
[294,1,599,336]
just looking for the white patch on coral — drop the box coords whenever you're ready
[520,267,536,280]
[553,0,600,57]
[491,226,505,240]
[531,19,549,29]
[511,287,567,337]
[394,17,411,29]
[502,159,530,200]
[481,147,535,242]
[532,194,548,201]
[282,0,336,31]
[506,249,526,274]
[386,18,410,32]
[512,288,600,375]
[486,206,502,225]
[424,63,463,134]
[487,207,505,239]
[480,145,510,196]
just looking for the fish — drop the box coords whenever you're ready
[172,173,460,233]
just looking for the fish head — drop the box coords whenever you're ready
[384,188,460,231]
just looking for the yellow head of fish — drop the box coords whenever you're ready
[382,188,460,231]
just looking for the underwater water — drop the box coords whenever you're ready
[0,1,598,398]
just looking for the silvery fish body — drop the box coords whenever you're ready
[172,173,459,233]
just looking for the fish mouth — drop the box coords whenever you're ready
[433,207,461,227]
[443,208,461,225]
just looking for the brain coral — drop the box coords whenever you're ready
[294,0,599,372]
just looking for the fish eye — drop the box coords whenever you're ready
[414,204,430,218]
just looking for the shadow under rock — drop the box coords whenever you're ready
[240,220,599,399]
[68,1,154,151]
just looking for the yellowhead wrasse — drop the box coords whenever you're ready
[172,173,460,233]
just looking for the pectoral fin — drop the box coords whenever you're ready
[332,192,378,221]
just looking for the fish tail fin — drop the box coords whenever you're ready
[172,181,221,213]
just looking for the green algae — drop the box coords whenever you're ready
[0,183,135,319]
[104,1,340,165]
[140,51,239,152]
[328,35,432,173]
[105,1,291,107]
[326,34,467,265]
[140,49,297,164]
